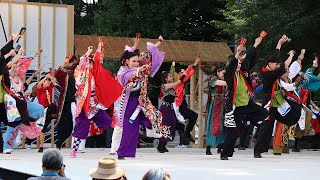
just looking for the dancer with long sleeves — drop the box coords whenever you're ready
[55,54,78,150]
[158,70,186,153]
[206,63,227,155]
[70,40,122,158]
[116,37,165,159]
[170,58,201,145]
[2,47,44,154]
[221,34,268,160]
[254,35,303,158]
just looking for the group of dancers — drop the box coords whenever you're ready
[1,31,320,161]
[0,32,198,160]
[205,32,320,160]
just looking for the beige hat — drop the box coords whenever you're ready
[89,158,126,180]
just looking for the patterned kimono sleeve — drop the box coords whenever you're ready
[147,43,165,77]
[209,77,218,88]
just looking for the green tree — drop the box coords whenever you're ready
[94,0,229,41]
[216,0,320,55]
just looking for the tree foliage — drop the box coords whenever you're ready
[216,0,320,55]
[94,0,229,42]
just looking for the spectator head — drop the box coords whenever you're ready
[142,168,171,180]
[42,148,64,172]
[89,158,126,180]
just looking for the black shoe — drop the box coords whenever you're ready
[238,146,246,150]
[254,153,262,158]
[118,156,125,160]
[164,148,169,152]
[292,148,300,152]
[273,153,281,155]
[206,146,212,155]
[220,156,228,160]
[157,148,165,153]
[217,148,222,154]
[183,133,195,143]
[38,147,44,153]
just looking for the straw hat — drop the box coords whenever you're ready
[89,158,126,180]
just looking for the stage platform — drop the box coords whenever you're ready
[1,148,320,180]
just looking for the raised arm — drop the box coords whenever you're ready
[7,48,24,68]
[37,73,50,88]
[297,49,306,62]
[276,35,288,50]
[3,50,16,60]
[285,50,295,69]
[241,37,261,71]
[163,80,182,92]
[215,80,227,86]
[154,35,163,48]
[26,68,41,85]
[163,69,186,91]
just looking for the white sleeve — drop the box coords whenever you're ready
[280,80,296,91]
[288,61,301,81]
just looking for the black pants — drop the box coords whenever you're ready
[176,122,185,145]
[157,141,167,152]
[254,99,301,154]
[179,105,198,133]
[42,104,57,133]
[0,103,8,124]
[56,102,73,148]
[222,100,268,157]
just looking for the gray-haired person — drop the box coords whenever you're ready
[28,148,70,180]
[142,168,170,180]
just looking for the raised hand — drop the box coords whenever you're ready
[158,35,163,42]
[237,45,244,53]
[18,48,25,56]
[254,37,262,48]
[36,68,42,74]
[8,49,17,57]
[313,53,318,68]
[11,32,21,41]
[278,35,288,45]
[181,69,187,76]
[288,50,296,56]
[134,33,140,47]
[260,31,267,39]
[194,54,201,66]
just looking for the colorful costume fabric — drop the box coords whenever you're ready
[72,49,122,140]
[116,43,165,157]
[206,77,225,146]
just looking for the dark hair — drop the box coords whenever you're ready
[88,54,94,65]
[267,54,281,63]
[120,49,140,66]
[161,71,170,84]
[216,63,226,73]
[68,54,78,63]
[228,54,234,61]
